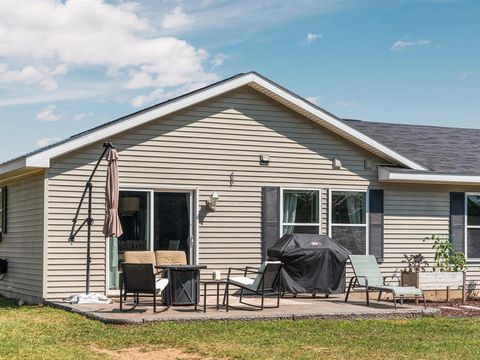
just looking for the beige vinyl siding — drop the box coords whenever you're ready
[45,86,480,298]
[378,184,480,292]
[45,86,382,298]
[0,172,44,301]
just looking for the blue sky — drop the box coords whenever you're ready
[0,0,479,163]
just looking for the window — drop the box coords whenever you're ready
[330,190,367,255]
[0,187,6,235]
[466,194,480,260]
[281,189,320,235]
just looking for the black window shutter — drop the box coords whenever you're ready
[369,189,384,263]
[450,192,465,253]
[1,187,6,234]
[261,187,280,262]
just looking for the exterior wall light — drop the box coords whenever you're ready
[364,159,373,170]
[206,192,219,211]
[260,153,270,166]
[332,158,342,170]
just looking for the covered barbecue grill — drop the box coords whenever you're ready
[267,233,350,296]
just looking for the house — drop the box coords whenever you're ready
[0,72,478,303]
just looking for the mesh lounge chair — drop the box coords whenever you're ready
[120,263,171,312]
[224,261,283,310]
[345,255,426,309]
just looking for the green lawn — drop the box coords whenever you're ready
[0,297,478,360]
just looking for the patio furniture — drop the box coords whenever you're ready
[120,263,170,313]
[155,250,187,266]
[123,251,156,265]
[224,261,283,310]
[155,264,206,309]
[200,279,230,313]
[345,255,426,309]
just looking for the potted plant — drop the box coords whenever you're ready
[401,253,429,287]
[401,235,467,301]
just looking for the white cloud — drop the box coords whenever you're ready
[390,39,430,51]
[73,112,92,121]
[0,85,108,107]
[211,53,229,67]
[35,105,61,122]
[306,33,321,43]
[131,89,165,108]
[460,71,474,80]
[161,5,194,29]
[156,1,347,35]
[130,80,208,108]
[0,0,217,105]
[306,96,321,105]
[36,137,61,147]
[0,63,67,91]
[335,100,357,107]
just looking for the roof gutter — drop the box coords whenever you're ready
[378,167,480,185]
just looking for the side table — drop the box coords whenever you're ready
[199,279,229,312]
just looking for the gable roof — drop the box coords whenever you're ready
[2,71,478,185]
[0,72,428,179]
[346,119,480,176]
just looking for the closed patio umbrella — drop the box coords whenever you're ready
[67,143,119,303]
[103,148,123,238]
[103,148,123,290]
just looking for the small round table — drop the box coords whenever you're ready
[199,279,229,312]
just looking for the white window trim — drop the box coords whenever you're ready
[279,187,322,237]
[328,189,369,255]
[465,192,480,262]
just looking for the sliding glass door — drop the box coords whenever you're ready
[109,190,151,289]
[154,192,191,256]
[118,191,151,252]
[109,189,193,290]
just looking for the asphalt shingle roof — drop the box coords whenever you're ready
[345,119,480,176]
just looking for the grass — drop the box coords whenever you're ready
[0,297,479,359]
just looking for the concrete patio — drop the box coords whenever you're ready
[45,293,439,324]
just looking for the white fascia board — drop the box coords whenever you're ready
[249,74,427,171]
[0,157,27,175]
[379,167,480,185]
[2,72,427,175]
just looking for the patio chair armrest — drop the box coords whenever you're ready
[227,267,259,279]
[350,275,369,287]
[227,267,248,273]
[155,268,169,276]
[244,266,261,275]
[383,275,401,286]
[227,267,244,280]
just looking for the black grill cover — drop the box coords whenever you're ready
[267,234,351,294]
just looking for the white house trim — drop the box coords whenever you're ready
[0,72,428,177]
[328,188,369,255]
[465,193,480,262]
[378,167,480,185]
[279,187,322,238]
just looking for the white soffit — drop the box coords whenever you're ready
[0,72,427,176]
